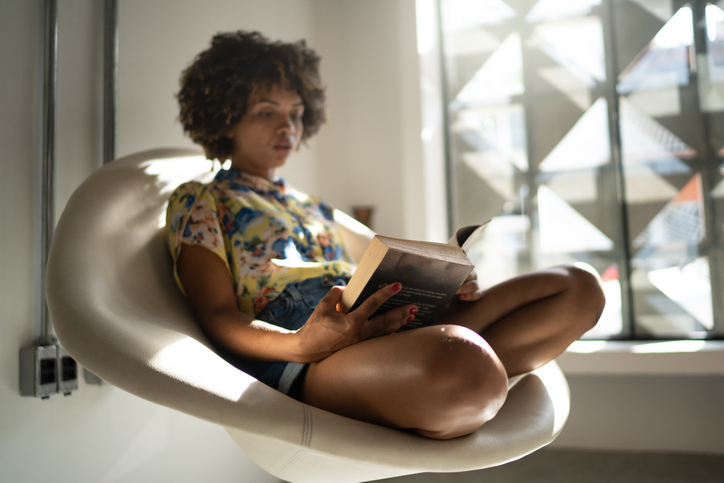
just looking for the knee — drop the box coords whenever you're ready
[559,263,606,332]
[411,325,509,439]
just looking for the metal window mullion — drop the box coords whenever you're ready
[517,15,538,276]
[690,0,723,336]
[601,0,635,338]
[436,0,456,238]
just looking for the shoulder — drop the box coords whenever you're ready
[169,181,205,202]
[288,186,328,207]
[295,190,335,222]
[167,181,225,222]
[170,179,232,203]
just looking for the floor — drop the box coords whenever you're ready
[379,448,724,482]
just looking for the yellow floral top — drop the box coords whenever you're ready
[166,168,355,315]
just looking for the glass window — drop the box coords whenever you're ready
[439,0,724,339]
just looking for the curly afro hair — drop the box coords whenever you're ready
[177,31,326,161]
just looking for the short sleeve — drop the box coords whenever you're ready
[166,182,231,294]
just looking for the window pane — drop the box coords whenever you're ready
[614,1,722,337]
[440,0,626,338]
[439,0,724,339]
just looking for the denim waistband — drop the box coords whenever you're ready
[281,275,351,303]
[255,275,350,328]
[211,274,350,395]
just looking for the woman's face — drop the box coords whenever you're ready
[227,84,304,179]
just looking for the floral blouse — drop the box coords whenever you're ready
[166,168,355,316]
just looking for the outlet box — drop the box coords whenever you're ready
[19,344,78,398]
[19,345,58,398]
[57,345,78,395]
[83,368,106,385]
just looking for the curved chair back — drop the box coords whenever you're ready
[46,148,570,483]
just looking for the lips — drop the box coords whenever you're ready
[273,145,293,156]
[274,138,295,151]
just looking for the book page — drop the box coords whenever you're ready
[448,221,490,254]
[377,235,469,264]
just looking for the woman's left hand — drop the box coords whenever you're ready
[456,270,484,302]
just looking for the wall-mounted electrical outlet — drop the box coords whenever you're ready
[19,345,58,398]
[57,345,78,395]
[19,344,78,398]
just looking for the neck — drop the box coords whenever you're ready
[229,161,276,182]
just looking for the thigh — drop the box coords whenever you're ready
[436,266,574,333]
[297,324,508,438]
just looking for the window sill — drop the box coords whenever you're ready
[557,340,724,376]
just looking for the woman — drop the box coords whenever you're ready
[167,31,605,440]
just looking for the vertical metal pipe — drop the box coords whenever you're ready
[103,0,118,165]
[40,0,58,345]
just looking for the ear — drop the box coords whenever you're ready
[225,120,240,139]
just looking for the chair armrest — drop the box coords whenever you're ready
[333,209,375,264]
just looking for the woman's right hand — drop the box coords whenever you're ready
[291,283,417,363]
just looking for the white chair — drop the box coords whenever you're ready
[46,148,571,483]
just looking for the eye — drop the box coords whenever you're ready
[291,111,304,122]
[258,110,275,118]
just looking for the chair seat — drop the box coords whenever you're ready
[46,148,570,483]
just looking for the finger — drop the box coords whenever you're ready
[457,282,485,302]
[365,304,418,339]
[349,282,402,323]
[465,270,478,283]
[459,290,483,301]
[318,285,345,313]
[456,279,480,295]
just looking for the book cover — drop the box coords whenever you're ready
[340,223,488,330]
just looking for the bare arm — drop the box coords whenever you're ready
[177,243,417,364]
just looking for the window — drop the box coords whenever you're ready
[439,0,724,339]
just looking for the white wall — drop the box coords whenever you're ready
[117,0,319,196]
[312,0,406,237]
[554,374,724,454]
[311,0,443,241]
[1,2,722,483]
[0,1,292,482]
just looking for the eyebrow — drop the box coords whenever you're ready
[256,99,305,107]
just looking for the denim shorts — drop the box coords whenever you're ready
[214,275,350,395]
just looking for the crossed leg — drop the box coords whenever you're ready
[443,263,606,377]
[297,263,605,439]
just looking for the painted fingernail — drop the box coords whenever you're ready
[409,307,418,315]
[405,315,415,323]
[392,283,402,292]
[460,294,468,299]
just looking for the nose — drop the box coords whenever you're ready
[278,115,297,135]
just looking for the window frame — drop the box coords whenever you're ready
[434,0,724,342]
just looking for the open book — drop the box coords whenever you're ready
[339,223,489,330]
